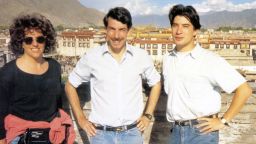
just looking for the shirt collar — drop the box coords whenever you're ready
[101,42,134,56]
[189,43,203,59]
[169,43,202,59]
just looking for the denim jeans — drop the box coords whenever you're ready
[168,124,219,144]
[90,127,143,144]
[11,136,20,144]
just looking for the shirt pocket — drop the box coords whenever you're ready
[182,76,212,99]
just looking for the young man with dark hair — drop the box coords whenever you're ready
[65,7,161,144]
[163,4,252,144]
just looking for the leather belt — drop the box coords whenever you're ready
[94,122,137,132]
[173,114,218,126]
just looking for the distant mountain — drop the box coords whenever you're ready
[0,0,105,27]
[200,9,256,28]
[133,9,256,28]
[133,14,169,27]
[1,0,255,29]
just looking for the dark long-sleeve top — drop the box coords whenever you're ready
[0,58,62,139]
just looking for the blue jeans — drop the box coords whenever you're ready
[168,125,219,144]
[11,136,20,144]
[90,127,143,144]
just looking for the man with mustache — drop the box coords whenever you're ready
[162,4,252,144]
[65,7,161,144]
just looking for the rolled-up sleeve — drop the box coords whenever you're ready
[68,54,91,88]
[142,54,160,87]
[213,57,246,94]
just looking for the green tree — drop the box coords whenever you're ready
[56,25,64,31]
[0,25,8,30]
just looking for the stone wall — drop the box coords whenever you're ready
[219,93,256,144]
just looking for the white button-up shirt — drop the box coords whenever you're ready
[69,43,160,126]
[163,44,245,122]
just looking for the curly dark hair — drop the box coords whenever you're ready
[8,13,56,56]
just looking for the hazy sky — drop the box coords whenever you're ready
[79,0,256,15]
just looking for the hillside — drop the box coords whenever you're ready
[0,0,105,27]
[133,9,256,28]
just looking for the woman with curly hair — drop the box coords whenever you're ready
[0,13,75,144]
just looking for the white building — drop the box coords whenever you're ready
[131,39,174,61]
[57,31,96,56]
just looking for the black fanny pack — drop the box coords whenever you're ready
[18,128,51,144]
[17,124,70,144]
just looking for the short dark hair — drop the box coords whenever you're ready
[103,7,132,29]
[168,4,201,30]
[8,13,57,56]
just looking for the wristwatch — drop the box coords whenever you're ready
[144,113,153,120]
[220,117,230,126]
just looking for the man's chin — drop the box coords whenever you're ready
[111,47,122,51]
[110,44,125,50]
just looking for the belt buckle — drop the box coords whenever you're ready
[176,121,183,126]
[116,126,127,132]
[175,120,191,126]
[116,127,123,131]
